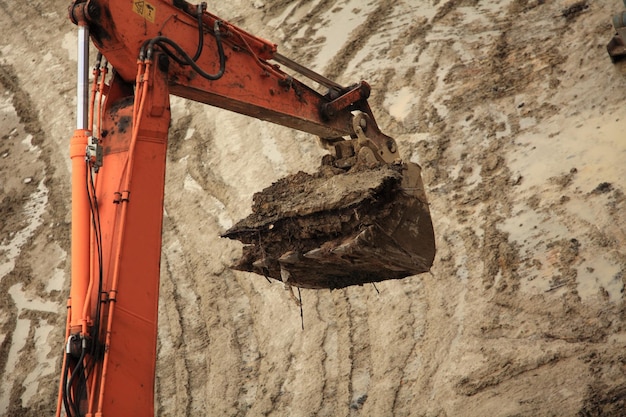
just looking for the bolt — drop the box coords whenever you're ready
[322,103,335,118]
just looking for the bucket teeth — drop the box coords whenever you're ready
[303,247,324,260]
[252,258,269,269]
[331,241,351,256]
[280,266,291,283]
[278,250,300,265]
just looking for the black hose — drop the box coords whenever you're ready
[66,344,86,416]
[86,160,103,359]
[191,2,205,62]
[151,3,205,64]
[63,339,86,417]
[154,32,225,80]
[61,357,73,416]
[140,20,226,81]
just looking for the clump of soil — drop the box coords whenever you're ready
[223,163,435,289]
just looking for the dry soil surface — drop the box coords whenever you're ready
[1,0,626,416]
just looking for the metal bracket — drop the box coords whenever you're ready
[351,111,397,164]
[86,136,103,172]
[113,191,130,204]
[321,82,371,118]
[318,111,401,170]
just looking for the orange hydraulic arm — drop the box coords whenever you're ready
[69,0,398,149]
[57,1,404,416]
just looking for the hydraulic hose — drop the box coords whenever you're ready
[141,21,226,81]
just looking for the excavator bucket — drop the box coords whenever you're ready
[223,161,435,289]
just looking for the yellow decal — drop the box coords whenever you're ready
[133,0,156,23]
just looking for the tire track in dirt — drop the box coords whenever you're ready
[432,0,529,386]
[220,271,261,415]
[159,218,228,415]
[227,275,262,415]
[167,110,239,215]
[160,117,272,415]
[0,3,102,414]
[0,65,66,416]
[390,282,429,414]
[345,291,371,416]
[326,289,371,417]
[313,292,335,417]
[413,3,626,414]
[322,0,394,81]
[0,12,71,404]
[157,227,197,416]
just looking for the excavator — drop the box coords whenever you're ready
[56,0,435,415]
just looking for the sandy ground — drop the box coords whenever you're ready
[1,0,626,416]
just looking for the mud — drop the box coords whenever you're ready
[224,163,434,288]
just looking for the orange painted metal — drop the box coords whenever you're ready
[92,60,170,417]
[87,64,168,416]
[75,0,389,141]
[69,128,91,334]
[60,52,169,416]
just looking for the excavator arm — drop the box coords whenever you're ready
[70,0,396,153]
[57,1,435,416]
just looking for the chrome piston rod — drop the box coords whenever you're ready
[77,25,89,130]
